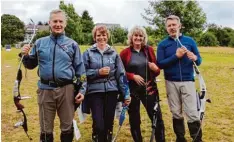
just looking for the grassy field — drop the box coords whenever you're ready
[1,47,234,142]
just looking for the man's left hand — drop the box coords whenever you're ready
[75,93,84,104]
[187,51,197,61]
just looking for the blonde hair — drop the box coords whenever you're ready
[127,26,148,47]
[49,9,67,22]
[92,25,110,41]
[165,15,181,24]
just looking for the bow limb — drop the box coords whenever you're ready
[193,68,211,142]
[150,101,158,142]
[112,106,128,142]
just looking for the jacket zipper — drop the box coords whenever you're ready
[52,38,57,82]
[101,54,107,92]
[179,59,183,81]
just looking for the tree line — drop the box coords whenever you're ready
[1,0,234,47]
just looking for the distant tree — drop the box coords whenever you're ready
[44,22,49,25]
[109,27,128,45]
[59,1,84,43]
[38,21,43,25]
[199,32,219,47]
[81,10,94,44]
[229,36,234,48]
[81,10,94,33]
[83,33,93,45]
[148,35,156,46]
[1,14,25,46]
[33,30,50,42]
[225,28,234,47]
[207,24,234,47]
[219,29,231,46]
[143,0,207,41]
[144,26,155,36]
[223,27,234,47]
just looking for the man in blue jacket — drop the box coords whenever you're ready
[157,15,202,142]
[20,9,86,142]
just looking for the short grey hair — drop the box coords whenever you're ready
[127,26,148,46]
[49,9,67,22]
[165,15,181,24]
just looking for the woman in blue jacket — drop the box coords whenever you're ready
[82,25,131,142]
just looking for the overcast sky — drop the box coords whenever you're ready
[1,0,234,29]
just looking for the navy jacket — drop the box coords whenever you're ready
[157,35,202,81]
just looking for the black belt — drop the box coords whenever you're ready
[40,78,73,87]
[87,76,116,84]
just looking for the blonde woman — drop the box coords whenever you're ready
[120,26,165,142]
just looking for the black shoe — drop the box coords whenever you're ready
[60,131,74,142]
[173,119,187,142]
[92,134,98,142]
[40,133,54,142]
[92,133,105,142]
[154,118,166,142]
[106,130,113,142]
[188,121,203,142]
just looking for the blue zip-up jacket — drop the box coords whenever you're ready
[22,33,86,94]
[83,44,130,99]
[157,35,202,81]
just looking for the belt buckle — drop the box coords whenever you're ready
[104,78,107,82]
[48,81,56,87]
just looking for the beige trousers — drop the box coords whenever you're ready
[37,84,74,133]
[165,80,200,122]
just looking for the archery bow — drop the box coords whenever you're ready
[144,45,162,142]
[13,19,36,141]
[109,29,131,141]
[112,106,128,142]
[175,32,211,142]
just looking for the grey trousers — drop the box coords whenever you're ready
[37,84,74,133]
[165,80,199,122]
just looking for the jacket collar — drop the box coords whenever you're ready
[129,45,148,52]
[168,33,183,40]
[50,32,65,40]
[90,43,114,53]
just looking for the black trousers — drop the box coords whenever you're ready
[128,90,165,142]
[88,91,118,142]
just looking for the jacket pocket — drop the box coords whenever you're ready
[89,57,100,69]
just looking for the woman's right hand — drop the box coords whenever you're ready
[133,75,145,86]
[124,97,131,106]
[21,44,31,55]
[99,66,110,76]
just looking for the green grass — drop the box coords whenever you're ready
[1,47,234,142]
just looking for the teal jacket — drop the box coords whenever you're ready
[22,33,86,94]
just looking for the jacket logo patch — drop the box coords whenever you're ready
[109,58,114,64]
